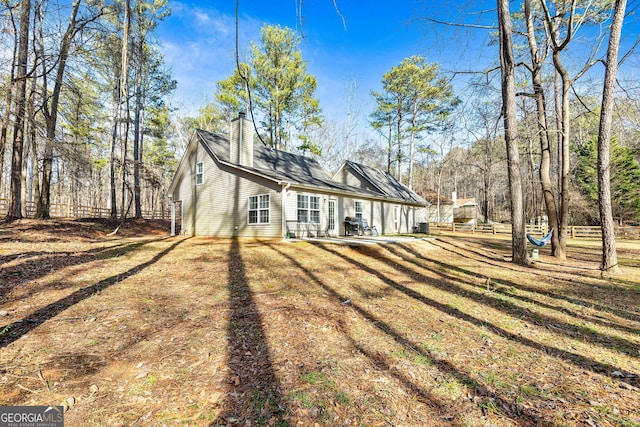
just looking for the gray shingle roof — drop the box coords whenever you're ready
[344,161,426,205]
[197,129,424,205]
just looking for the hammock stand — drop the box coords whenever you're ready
[526,228,554,247]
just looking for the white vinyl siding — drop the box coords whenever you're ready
[171,134,281,237]
[249,194,270,225]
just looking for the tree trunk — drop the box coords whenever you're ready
[597,0,626,273]
[120,102,130,220]
[29,115,40,207]
[27,72,39,210]
[7,0,31,219]
[524,0,561,253]
[0,4,18,198]
[482,166,490,222]
[109,87,118,219]
[554,49,571,260]
[497,0,529,265]
[539,1,573,259]
[386,124,392,173]
[408,116,416,190]
[119,0,130,220]
[133,31,144,219]
[37,0,82,219]
[395,105,402,181]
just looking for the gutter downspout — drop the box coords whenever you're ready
[169,194,175,236]
[279,181,291,237]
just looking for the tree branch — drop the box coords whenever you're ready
[332,0,347,31]
[421,17,497,30]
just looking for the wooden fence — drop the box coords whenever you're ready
[1,198,637,240]
[0,199,171,220]
[428,222,640,240]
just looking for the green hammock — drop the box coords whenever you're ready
[527,228,554,247]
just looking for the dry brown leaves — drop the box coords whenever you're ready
[0,220,639,426]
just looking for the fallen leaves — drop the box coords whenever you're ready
[0,221,639,426]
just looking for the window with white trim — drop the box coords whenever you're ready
[297,194,320,223]
[355,201,363,219]
[248,194,270,224]
[195,162,203,185]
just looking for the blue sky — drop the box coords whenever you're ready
[155,1,498,122]
[155,0,640,133]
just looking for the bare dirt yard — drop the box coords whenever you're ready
[0,219,639,426]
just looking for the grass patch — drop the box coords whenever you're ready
[300,371,328,386]
[334,391,350,405]
[481,371,508,389]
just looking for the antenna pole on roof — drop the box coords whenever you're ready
[235,1,268,147]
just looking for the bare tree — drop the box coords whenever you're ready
[497,0,529,264]
[119,0,131,220]
[538,0,607,259]
[522,0,561,253]
[343,76,360,160]
[463,98,503,223]
[132,0,170,219]
[597,0,626,273]
[37,0,83,219]
[7,0,30,219]
[0,2,18,198]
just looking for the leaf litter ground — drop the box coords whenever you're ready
[0,219,639,426]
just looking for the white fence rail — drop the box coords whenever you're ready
[427,222,640,240]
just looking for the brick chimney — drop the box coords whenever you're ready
[230,112,254,167]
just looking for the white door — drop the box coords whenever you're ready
[328,200,337,236]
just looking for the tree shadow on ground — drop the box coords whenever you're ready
[0,238,185,349]
[402,244,640,338]
[426,239,640,325]
[210,237,287,426]
[382,243,640,356]
[0,239,167,303]
[265,242,549,426]
[313,242,639,388]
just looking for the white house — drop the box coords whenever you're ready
[168,113,427,237]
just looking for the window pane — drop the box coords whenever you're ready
[249,196,258,210]
[260,195,269,209]
[310,210,320,223]
[310,196,319,210]
[249,210,258,224]
[355,201,363,219]
[195,163,203,185]
[297,210,308,223]
[297,195,308,209]
[260,210,269,223]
